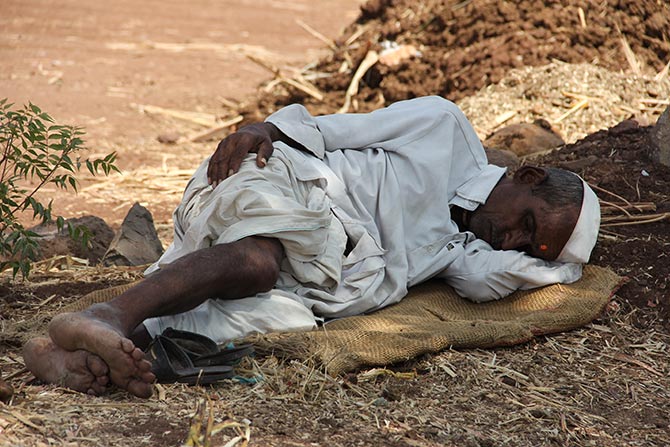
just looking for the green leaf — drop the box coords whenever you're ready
[0,100,118,278]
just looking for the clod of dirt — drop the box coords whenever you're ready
[103,203,164,267]
[484,148,519,171]
[484,120,565,157]
[359,0,392,21]
[29,216,115,264]
[157,132,181,145]
[0,378,12,403]
[651,106,670,167]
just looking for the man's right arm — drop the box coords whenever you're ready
[439,239,583,303]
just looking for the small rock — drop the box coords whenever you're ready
[157,132,181,144]
[484,121,564,157]
[30,215,115,264]
[484,147,519,170]
[379,43,420,66]
[647,86,660,98]
[610,119,640,135]
[0,376,13,404]
[372,397,389,407]
[650,105,670,167]
[103,203,164,266]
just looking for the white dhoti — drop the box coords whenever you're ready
[142,149,386,343]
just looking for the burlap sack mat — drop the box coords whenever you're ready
[248,265,623,375]
[6,265,622,376]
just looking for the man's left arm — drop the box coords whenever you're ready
[438,239,583,303]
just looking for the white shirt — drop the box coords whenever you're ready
[266,96,582,307]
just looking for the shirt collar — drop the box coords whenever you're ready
[449,164,507,211]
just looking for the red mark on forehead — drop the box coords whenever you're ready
[540,244,548,251]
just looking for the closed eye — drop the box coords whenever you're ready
[524,213,535,236]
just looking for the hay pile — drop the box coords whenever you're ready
[458,61,670,143]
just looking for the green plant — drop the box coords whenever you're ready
[0,99,119,277]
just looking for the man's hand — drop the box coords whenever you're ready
[207,122,277,185]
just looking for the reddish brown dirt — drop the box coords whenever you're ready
[1,0,364,145]
[248,0,670,116]
[1,0,365,225]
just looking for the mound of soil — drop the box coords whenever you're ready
[244,0,670,117]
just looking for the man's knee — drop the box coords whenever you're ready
[239,237,284,292]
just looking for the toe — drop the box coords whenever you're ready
[96,375,110,386]
[130,347,145,362]
[120,338,136,354]
[137,359,153,372]
[127,379,153,398]
[86,354,109,377]
[140,371,156,383]
[89,381,107,395]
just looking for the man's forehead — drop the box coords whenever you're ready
[534,205,580,259]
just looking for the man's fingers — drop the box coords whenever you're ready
[228,147,249,176]
[208,155,230,186]
[209,129,273,185]
[256,139,274,168]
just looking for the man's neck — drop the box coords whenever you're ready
[451,205,470,232]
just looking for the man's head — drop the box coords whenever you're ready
[464,166,599,262]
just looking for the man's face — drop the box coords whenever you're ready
[465,170,579,261]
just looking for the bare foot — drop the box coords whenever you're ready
[23,337,110,395]
[49,305,155,398]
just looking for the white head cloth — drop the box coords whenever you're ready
[556,176,600,264]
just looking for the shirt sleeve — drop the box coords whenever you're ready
[265,96,478,158]
[438,239,584,303]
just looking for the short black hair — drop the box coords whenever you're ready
[531,167,583,208]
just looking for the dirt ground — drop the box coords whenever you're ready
[1,0,364,224]
[1,0,670,446]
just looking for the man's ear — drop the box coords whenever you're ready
[513,165,547,185]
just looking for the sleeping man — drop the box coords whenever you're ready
[23,96,600,397]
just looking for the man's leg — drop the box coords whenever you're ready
[40,236,283,398]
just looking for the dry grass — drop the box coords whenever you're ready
[1,264,669,447]
[458,61,670,143]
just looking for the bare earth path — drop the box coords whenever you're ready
[1,0,363,225]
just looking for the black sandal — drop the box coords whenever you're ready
[145,335,235,385]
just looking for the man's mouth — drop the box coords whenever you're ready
[489,222,502,250]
